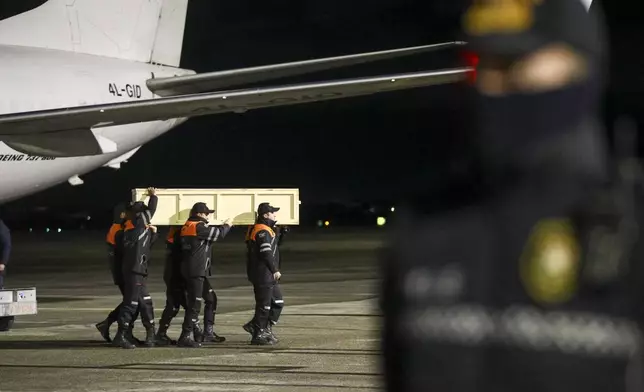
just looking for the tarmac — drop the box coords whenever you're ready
[0,226,387,392]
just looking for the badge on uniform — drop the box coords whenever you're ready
[463,0,542,36]
[519,218,581,305]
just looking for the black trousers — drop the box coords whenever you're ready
[107,283,140,325]
[253,282,284,330]
[202,278,217,328]
[182,276,218,332]
[117,273,154,330]
[159,278,187,329]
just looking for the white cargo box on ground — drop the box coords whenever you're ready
[131,188,300,226]
[0,287,38,317]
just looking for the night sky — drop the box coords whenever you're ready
[1,0,644,216]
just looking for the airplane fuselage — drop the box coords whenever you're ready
[0,45,195,203]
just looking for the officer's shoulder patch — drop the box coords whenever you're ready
[519,218,581,306]
[257,231,267,239]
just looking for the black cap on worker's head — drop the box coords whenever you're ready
[462,0,605,60]
[127,201,149,214]
[257,202,279,216]
[191,202,215,215]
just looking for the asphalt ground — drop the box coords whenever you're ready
[0,226,388,392]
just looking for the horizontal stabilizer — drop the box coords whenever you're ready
[0,68,470,136]
[3,129,118,157]
[147,42,466,96]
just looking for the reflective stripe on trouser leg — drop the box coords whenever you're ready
[269,284,284,325]
[140,294,155,329]
[253,284,274,330]
[159,286,183,328]
[182,277,205,332]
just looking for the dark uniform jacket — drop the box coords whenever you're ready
[180,216,231,278]
[248,220,281,284]
[122,195,159,276]
[164,226,183,284]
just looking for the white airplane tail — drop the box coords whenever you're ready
[0,0,188,67]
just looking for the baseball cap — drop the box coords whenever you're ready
[191,202,215,215]
[257,202,280,215]
[127,201,149,213]
[462,0,605,59]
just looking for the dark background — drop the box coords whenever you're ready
[0,0,643,227]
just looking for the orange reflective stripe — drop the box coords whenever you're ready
[250,223,275,241]
[124,220,135,231]
[106,224,122,245]
[180,220,198,237]
[166,226,179,243]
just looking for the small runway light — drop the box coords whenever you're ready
[57,228,62,233]
[390,207,395,212]
[377,217,387,226]
[46,228,50,233]
[324,220,330,227]
[317,220,323,228]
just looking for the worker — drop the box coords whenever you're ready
[243,220,289,339]
[382,0,644,391]
[246,202,285,345]
[177,202,232,348]
[95,203,141,344]
[155,225,188,345]
[0,218,11,290]
[112,188,159,349]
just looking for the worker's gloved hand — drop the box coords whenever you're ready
[280,226,290,234]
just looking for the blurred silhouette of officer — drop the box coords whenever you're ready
[382,1,644,391]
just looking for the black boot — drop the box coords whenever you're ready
[251,329,276,346]
[155,324,176,346]
[95,319,112,343]
[177,330,202,348]
[243,320,256,337]
[266,323,278,344]
[142,326,157,347]
[203,322,226,343]
[112,326,136,349]
[125,325,144,346]
[193,322,204,343]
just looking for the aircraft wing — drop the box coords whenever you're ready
[147,42,466,96]
[0,67,470,157]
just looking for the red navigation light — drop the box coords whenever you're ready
[460,50,479,85]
